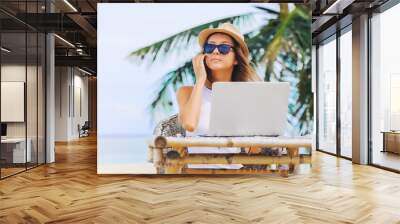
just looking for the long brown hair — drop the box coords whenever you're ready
[205,34,261,82]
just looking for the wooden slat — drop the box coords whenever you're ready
[183,168,275,174]
[165,154,311,165]
[150,136,312,148]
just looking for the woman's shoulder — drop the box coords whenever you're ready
[176,85,194,96]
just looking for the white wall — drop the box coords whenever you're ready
[1,65,39,138]
[55,66,69,141]
[1,65,26,137]
[1,63,46,164]
[72,73,89,137]
[55,67,89,141]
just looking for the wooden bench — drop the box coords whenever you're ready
[148,136,312,176]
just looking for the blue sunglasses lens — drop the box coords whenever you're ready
[204,43,215,54]
[218,44,232,54]
[204,43,232,55]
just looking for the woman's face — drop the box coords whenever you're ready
[204,33,238,71]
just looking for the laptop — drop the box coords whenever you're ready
[200,82,290,137]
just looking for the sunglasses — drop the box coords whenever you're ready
[203,43,234,55]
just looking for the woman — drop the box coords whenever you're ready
[176,23,261,169]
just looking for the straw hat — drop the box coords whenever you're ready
[198,22,249,57]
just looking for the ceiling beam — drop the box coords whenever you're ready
[55,55,96,70]
[322,0,356,14]
[67,13,97,46]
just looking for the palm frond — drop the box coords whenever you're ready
[147,60,195,122]
[254,6,279,15]
[128,13,256,66]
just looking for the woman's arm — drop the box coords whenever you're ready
[176,54,207,132]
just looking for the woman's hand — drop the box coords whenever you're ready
[192,54,207,85]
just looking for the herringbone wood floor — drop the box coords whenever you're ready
[1,135,400,224]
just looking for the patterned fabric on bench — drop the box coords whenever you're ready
[148,114,185,163]
[153,113,186,137]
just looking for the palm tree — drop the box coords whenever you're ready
[129,4,312,135]
[251,4,313,134]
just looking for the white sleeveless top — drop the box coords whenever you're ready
[186,85,243,169]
